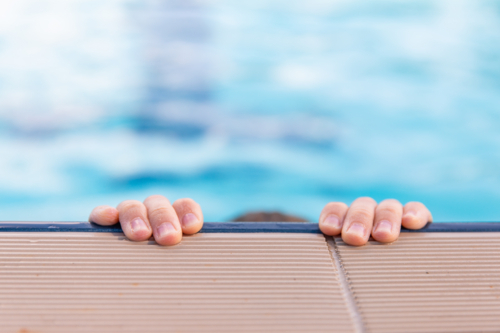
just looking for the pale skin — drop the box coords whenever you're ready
[89,195,432,246]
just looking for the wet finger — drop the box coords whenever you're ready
[117,200,152,241]
[372,199,403,243]
[342,197,377,246]
[402,202,433,230]
[89,205,119,226]
[172,198,204,235]
[318,202,349,236]
[144,195,182,246]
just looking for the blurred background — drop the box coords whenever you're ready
[0,0,499,222]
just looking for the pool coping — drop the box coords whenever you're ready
[0,221,499,233]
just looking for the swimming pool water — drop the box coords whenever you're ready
[0,0,499,222]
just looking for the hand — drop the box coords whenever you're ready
[89,195,204,246]
[318,197,432,246]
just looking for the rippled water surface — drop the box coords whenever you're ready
[0,0,499,222]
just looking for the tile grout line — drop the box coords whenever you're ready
[326,237,366,333]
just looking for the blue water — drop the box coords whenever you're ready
[0,0,500,222]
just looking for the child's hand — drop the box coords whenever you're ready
[89,195,203,245]
[90,196,431,247]
[319,197,432,246]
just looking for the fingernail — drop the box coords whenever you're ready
[181,213,199,229]
[347,223,366,238]
[156,223,176,239]
[374,220,392,234]
[321,215,341,229]
[130,217,148,232]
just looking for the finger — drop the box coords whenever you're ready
[172,198,204,235]
[372,199,403,243]
[89,205,119,226]
[117,200,153,241]
[402,202,433,230]
[144,195,182,246]
[342,197,377,246]
[318,202,349,236]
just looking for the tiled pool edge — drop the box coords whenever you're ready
[326,237,366,333]
[0,221,500,233]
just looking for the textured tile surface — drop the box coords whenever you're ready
[0,232,355,333]
[3,231,500,333]
[335,232,500,333]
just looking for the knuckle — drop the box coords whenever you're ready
[405,201,424,210]
[117,200,142,211]
[148,207,171,220]
[144,194,170,205]
[353,197,377,206]
[380,199,401,207]
[335,202,349,210]
[173,198,198,210]
[324,202,348,212]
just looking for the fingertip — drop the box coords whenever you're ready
[89,205,119,226]
[124,217,152,242]
[154,223,182,246]
[173,198,204,235]
[341,198,377,246]
[401,212,427,230]
[116,200,152,242]
[373,199,403,243]
[180,213,203,235]
[342,223,368,246]
[319,202,348,236]
[319,215,342,236]
[372,220,399,243]
[402,202,432,230]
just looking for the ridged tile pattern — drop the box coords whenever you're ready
[0,232,355,333]
[335,232,500,333]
